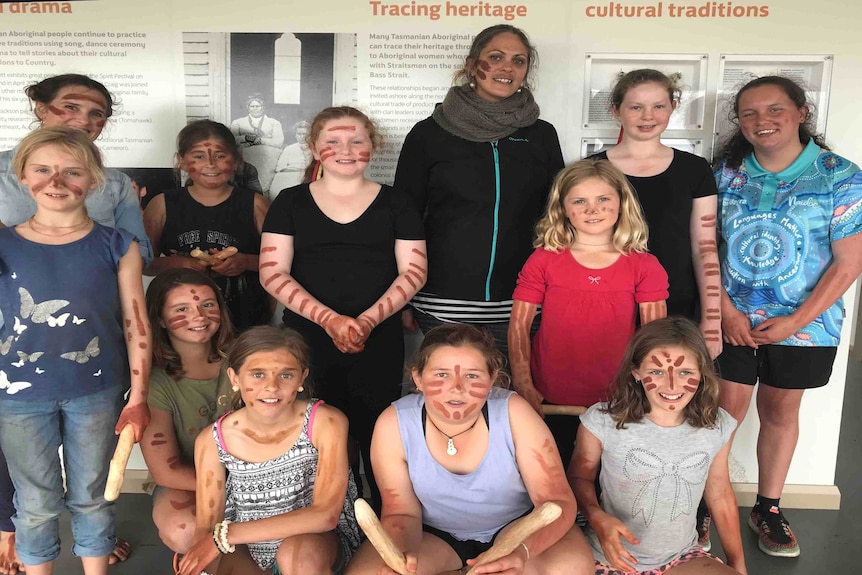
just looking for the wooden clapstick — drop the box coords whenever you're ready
[354,498,409,575]
[104,425,136,501]
[190,246,239,266]
[541,404,587,416]
[464,501,562,575]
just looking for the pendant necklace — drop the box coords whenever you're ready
[425,411,479,456]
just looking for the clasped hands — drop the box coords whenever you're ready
[322,314,371,354]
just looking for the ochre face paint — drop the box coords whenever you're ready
[404,275,417,289]
[65,92,108,107]
[684,378,699,393]
[299,299,309,314]
[673,355,685,367]
[48,105,68,117]
[288,288,300,304]
[150,440,166,446]
[260,261,277,268]
[377,303,385,322]
[358,151,371,163]
[431,400,451,419]
[261,246,277,253]
[327,125,356,132]
[396,286,408,300]
[700,214,717,227]
[475,59,489,80]
[651,355,662,367]
[412,249,427,259]
[168,314,188,330]
[318,146,336,161]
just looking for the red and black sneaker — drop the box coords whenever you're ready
[748,505,800,557]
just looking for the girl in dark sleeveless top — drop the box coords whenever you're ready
[143,120,271,331]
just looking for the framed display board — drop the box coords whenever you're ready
[713,54,833,152]
[581,137,703,158]
[582,53,708,130]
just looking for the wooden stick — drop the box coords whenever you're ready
[190,246,238,266]
[104,425,136,501]
[541,405,587,416]
[213,246,238,260]
[464,502,562,575]
[354,498,409,575]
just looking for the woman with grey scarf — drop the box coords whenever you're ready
[394,25,563,357]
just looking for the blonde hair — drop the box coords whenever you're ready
[534,158,648,253]
[13,126,105,192]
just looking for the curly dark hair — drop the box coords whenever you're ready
[714,75,829,169]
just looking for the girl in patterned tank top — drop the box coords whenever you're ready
[177,326,360,575]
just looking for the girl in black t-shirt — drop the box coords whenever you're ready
[593,70,722,360]
[259,107,426,507]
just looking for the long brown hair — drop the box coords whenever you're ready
[605,317,720,429]
[146,269,235,380]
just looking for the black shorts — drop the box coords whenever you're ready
[422,523,494,565]
[422,507,532,566]
[716,344,837,389]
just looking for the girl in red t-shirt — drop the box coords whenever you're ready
[509,158,668,466]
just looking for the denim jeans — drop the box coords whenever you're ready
[0,385,123,565]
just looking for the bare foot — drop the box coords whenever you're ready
[108,538,131,565]
[0,531,23,575]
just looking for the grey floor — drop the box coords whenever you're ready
[51,357,862,574]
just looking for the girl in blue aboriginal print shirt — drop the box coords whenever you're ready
[713,76,862,559]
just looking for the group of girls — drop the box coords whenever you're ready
[0,18,857,575]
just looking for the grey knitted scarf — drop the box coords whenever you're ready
[432,84,541,143]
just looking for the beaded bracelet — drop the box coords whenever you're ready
[212,520,236,554]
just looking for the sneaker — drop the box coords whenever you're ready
[748,505,800,557]
[696,509,711,552]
